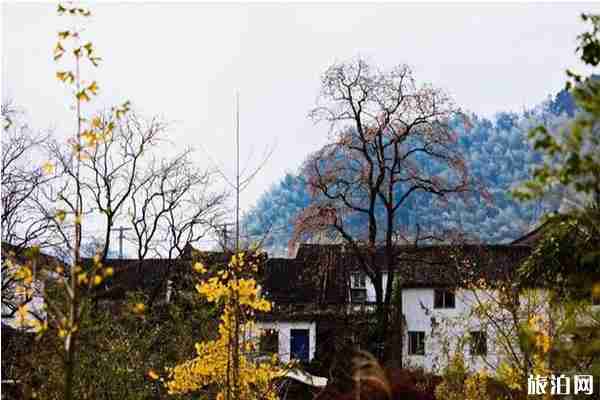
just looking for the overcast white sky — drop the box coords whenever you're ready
[3,2,600,221]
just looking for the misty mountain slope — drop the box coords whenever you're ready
[243,90,573,256]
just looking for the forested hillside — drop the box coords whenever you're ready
[243,90,575,256]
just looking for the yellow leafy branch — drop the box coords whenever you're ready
[166,251,280,399]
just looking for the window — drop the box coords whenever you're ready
[290,329,310,361]
[470,331,487,356]
[259,329,278,354]
[350,272,367,302]
[351,272,366,288]
[434,289,456,309]
[350,288,367,303]
[408,331,425,355]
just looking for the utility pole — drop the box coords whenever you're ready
[220,222,233,251]
[110,226,132,259]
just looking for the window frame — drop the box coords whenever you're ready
[259,329,279,354]
[351,272,367,289]
[470,331,487,356]
[434,289,456,309]
[350,288,368,303]
[408,331,425,356]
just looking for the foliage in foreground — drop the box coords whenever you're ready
[7,283,217,399]
[165,251,281,400]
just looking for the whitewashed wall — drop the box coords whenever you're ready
[256,320,316,363]
[258,275,556,372]
[401,288,501,373]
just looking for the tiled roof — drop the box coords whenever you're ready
[90,248,266,300]
[267,243,532,301]
[261,258,315,303]
[80,227,537,305]
[395,244,531,288]
[261,257,349,306]
[89,258,194,300]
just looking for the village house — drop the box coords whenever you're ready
[6,224,597,376]
[254,240,533,371]
[254,225,598,373]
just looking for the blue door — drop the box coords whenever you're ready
[290,329,309,361]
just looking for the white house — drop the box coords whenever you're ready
[256,240,540,372]
[255,320,317,363]
[401,287,499,372]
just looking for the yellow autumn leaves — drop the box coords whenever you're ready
[54,5,99,64]
[193,251,271,312]
[5,258,47,336]
[166,310,279,399]
[57,4,91,17]
[53,41,65,61]
[48,4,132,173]
[76,82,98,103]
[195,277,271,312]
[528,314,553,359]
[15,303,48,336]
[8,251,114,331]
[56,70,75,84]
[494,314,554,392]
[165,251,279,399]
[14,264,34,285]
[193,262,207,273]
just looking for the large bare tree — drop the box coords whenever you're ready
[1,102,57,250]
[47,111,166,262]
[292,58,475,363]
[125,148,225,306]
[129,150,225,260]
[1,102,63,320]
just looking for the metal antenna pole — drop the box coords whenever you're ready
[236,91,240,253]
[232,90,241,400]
